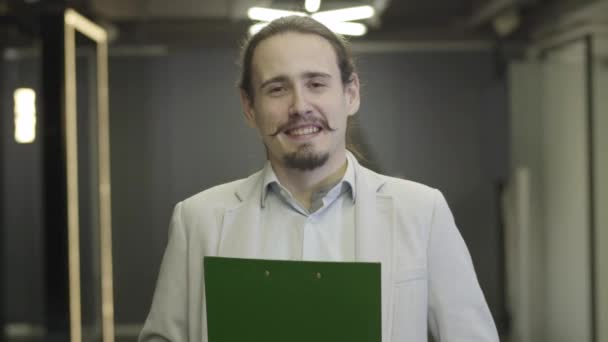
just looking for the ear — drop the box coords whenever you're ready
[239,89,257,128]
[344,73,361,117]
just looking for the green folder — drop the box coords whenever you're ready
[204,256,381,342]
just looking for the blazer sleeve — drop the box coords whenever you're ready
[427,190,499,341]
[139,202,189,342]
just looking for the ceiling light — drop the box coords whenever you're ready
[248,7,306,22]
[247,3,374,37]
[249,22,269,35]
[317,21,367,36]
[312,5,375,22]
[305,0,321,13]
[14,88,36,144]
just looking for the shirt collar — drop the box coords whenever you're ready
[260,152,357,208]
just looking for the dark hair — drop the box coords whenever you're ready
[239,16,356,99]
[238,16,365,160]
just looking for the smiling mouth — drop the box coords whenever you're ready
[270,118,335,137]
[285,126,322,137]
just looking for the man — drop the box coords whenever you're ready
[140,16,498,342]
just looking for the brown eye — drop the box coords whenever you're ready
[309,81,326,89]
[268,86,286,95]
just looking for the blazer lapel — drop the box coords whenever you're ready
[217,170,266,258]
[354,165,395,342]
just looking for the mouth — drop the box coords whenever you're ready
[285,125,321,136]
[270,117,335,139]
[283,124,323,139]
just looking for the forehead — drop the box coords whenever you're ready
[251,32,340,83]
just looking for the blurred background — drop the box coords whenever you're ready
[0,0,606,341]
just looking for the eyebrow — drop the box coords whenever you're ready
[259,72,332,90]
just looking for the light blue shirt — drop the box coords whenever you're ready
[259,153,357,261]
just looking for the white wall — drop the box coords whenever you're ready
[542,44,591,342]
[508,39,596,342]
[593,36,608,342]
[508,62,546,342]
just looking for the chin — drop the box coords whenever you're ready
[282,148,329,171]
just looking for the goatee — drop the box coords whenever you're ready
[283,145,329,171]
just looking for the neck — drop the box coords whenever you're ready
[270,151,348,209]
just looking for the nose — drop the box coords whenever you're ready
[288,86,313,117]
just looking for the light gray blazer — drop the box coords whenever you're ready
[139,159,499,342]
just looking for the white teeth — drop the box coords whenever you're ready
[289,126,320,136]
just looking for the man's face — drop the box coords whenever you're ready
[241,32,360,171]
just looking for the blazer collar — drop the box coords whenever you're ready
[233,169,263,204]
[233,151,384,203]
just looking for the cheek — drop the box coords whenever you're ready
[323,104,349,127]
[253,104,284,132]
[318,93,349,120]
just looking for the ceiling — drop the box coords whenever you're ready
[0,0,605,48]
[87,0,525,45]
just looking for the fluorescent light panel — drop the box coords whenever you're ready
[247,4,373,37]
[305,0,321,13]
[13,88,36,143]
[249,22,269,35]
[248,7,306,21]
[318,20,367,36]
[312,5,375,22]
[249,20,366,36]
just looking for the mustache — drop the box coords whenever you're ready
[269,117,336,136]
